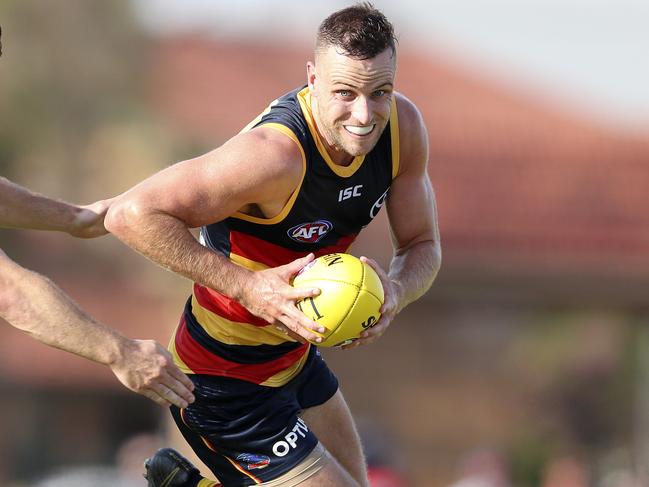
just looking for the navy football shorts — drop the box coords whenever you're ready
[170,346,339,486]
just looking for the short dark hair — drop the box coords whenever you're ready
[316,3,397,60]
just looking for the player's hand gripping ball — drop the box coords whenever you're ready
[293,253,384,347]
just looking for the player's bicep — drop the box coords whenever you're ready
[387,93,439,251]
[111,128,301,228]
[386,168,439,252]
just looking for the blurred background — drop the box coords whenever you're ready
[1,0,648,485]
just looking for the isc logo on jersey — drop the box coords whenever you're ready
[338,184,363,202]
[288,220,333,243]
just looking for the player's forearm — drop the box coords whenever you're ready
[0,177,82,232]
[105,206,251,300]
[388,239,441,314]
[0,258,125,365]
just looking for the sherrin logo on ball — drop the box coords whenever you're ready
[292,253,384,347]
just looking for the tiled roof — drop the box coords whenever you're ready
[148,36,649,273]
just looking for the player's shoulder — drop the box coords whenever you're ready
[394,92,426,137]
[394,92,429,172]
[245,124,304,170]
[233,124,305,193]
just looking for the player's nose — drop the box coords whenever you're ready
[350,96,372,125]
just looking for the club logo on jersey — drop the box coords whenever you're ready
[370,189,389,219]
[288,220,333,243]
[236,453,270,470]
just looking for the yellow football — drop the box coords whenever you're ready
[293,253,384,347]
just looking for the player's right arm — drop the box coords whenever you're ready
[0,249,195,408]
[105,127,326,343]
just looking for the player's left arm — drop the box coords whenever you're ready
[0,176,113,238]
[351,93,441,348]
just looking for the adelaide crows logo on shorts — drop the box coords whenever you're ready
[288,220,333,243]
[236,453,271,470]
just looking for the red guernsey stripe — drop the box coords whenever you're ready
[230,230,356,268]
[194,232,356,324]
[174,317,310,383]
[194,283,269,327]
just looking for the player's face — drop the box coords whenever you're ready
[308,46,396,165]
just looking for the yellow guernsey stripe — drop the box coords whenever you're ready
[190,296,311,387]
[297,88,365,177]
[191,296,294,346]
[230,252,269,271]
[239,98,279,134]
[169,330,194,374]
[390,96,400,179]
[260,351,309,387]
[232,122,307,225]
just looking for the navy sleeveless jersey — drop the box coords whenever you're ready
[170,86,399,386]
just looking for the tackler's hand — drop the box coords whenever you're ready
[69,197,116,238]
[110,338,196,408]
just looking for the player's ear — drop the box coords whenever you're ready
[306,61,316,92]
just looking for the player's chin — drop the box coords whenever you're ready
[340,132,378,153]
[345,140,379,157]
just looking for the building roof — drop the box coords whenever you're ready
[147,36,649,276]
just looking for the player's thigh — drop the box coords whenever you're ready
[259,442,360,487]
[301,389,368,487]
[291,457,359,487]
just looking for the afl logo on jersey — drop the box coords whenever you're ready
[288,220,333,243]
[370,189,389,219]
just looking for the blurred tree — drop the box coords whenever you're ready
[506,311,636,484]
[0,0,156,199]
[0,0,192,282]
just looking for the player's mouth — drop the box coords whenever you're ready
[344,125,375,136]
